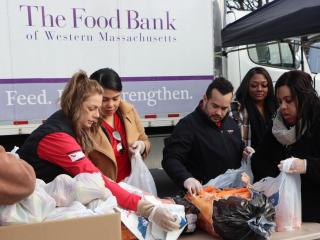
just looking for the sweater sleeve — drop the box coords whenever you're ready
[133,107,150,159]
[0,146,36,204]
[38,133,141,210]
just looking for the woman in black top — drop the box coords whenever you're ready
[252,70,320,222]
[232,67,277,149]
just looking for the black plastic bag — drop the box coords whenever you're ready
[212,191,275,240]
[172,195,199,233]
[172,195,199,215]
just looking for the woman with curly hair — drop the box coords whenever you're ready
[252,70,320,222]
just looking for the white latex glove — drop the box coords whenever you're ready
[278,157,307,174]
[242,146,255,161]
[129,140,145,155]
[149,206,180,232]
[183,177,202,195]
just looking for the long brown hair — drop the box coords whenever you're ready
[60,70,103,152]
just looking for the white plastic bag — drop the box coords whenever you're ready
[86,197,117,215]
[0,179,56,225]
[74,173,111,204]
[253,158,301,231]
[205,157,253,188]
[44,174,76,207]
[122,150,157,196]
[6,146,20,159]
[45,201,95,221]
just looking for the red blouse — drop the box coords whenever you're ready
[101,113,131,182]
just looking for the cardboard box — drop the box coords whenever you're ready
[0,213,121,240]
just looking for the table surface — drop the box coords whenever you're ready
[179,223,320,240]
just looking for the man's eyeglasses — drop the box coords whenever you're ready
[112,131,124,154]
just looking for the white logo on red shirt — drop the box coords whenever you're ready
[68,151,85,162]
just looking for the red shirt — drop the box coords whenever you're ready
[37,132,141,211]
[102,113,131,182]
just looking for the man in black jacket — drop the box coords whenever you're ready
[162,78,244,194]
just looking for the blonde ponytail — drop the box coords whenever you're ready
[60,70,103,152]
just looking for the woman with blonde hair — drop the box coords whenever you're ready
[18,70,179,231]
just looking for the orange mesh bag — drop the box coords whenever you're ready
[185,186,251,237]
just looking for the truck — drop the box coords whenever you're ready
[0,0,215,133]
[0,0,218,165]
[1,0,319,168]
[223,1,320,93]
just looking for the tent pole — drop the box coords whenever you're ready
[300,37,304,72]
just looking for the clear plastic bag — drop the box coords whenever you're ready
[205,158,253,189]
[122,150,157,196]
[253,158,301,231]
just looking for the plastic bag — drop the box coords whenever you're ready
[122,150,157,196]
[185,186,252,237]
[86,197,117,214]
[74,173,112,204]
[212,192,276,240]
[253,158,301,231]
[6,146,20,159]
[0,179,56,225]
[44,174,76,207]
[205,158,253,189]
[45,201,95,221]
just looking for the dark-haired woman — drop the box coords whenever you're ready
[252,70,320,222]
[18,70,179,231]
[232,67,278,149]
[89,68,150,182]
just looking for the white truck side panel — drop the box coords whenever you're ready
[0,0,214,134]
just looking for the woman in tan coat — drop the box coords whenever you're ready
[89,68,150,182]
